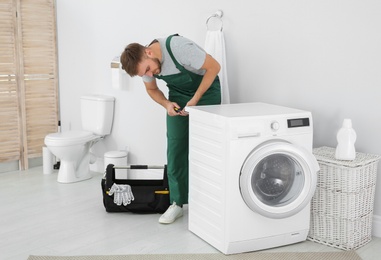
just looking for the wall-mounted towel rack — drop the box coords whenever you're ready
[206,10,223,31]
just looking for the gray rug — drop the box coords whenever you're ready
[28,251,362,260]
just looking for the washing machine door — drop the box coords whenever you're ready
[240,140,319,219]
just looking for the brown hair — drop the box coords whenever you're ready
[120,43,146,77]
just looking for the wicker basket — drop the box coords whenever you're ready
[308,212,373,250]
[308,146,381,250]
[313,147,380,193]
[311,186,376,220]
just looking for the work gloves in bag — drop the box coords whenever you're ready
[108,184,134,206]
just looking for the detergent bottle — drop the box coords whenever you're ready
[335,119,357,160]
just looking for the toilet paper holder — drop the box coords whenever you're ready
[111,56,120,69]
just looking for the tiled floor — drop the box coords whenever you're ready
[0,166,380,259]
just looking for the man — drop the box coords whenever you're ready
[120,34,221,224]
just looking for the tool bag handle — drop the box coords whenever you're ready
[105,164,168,191]
[114,165,164,170]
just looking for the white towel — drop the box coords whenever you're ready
[204,30,230,104]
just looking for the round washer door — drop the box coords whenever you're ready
[240,140,318,219]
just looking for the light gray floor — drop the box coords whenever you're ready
[1,166,380,260]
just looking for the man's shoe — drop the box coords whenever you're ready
[159,202,183,224]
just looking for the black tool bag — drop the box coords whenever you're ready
[102,164,170,214]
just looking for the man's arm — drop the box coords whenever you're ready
[186,54,220,107]
[144,79,180,116]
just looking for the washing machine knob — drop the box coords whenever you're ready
[271,121,280,131]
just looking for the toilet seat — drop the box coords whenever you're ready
[45,130,97,147]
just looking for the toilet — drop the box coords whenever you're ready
[45,94,115,183]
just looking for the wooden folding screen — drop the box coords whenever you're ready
[0,0,58,170]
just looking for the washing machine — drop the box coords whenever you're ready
[187,102,319,255]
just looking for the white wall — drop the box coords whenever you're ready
[56,0,381,234]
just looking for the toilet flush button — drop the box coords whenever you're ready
[271,121,280,131]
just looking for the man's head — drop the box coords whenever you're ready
[120,43,145,77]
[120,43,161,77]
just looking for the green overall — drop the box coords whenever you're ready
[155,35,221,205]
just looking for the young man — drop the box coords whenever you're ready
[120,34,221,224]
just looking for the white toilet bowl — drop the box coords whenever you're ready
[45,94,115,183]
[45,130,102,183]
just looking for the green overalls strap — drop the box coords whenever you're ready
[154,34,221,205]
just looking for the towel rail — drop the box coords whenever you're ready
[206,10,223,31]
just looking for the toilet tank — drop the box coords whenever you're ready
[81,94,115,135]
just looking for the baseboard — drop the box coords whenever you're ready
[373,214,381,237]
